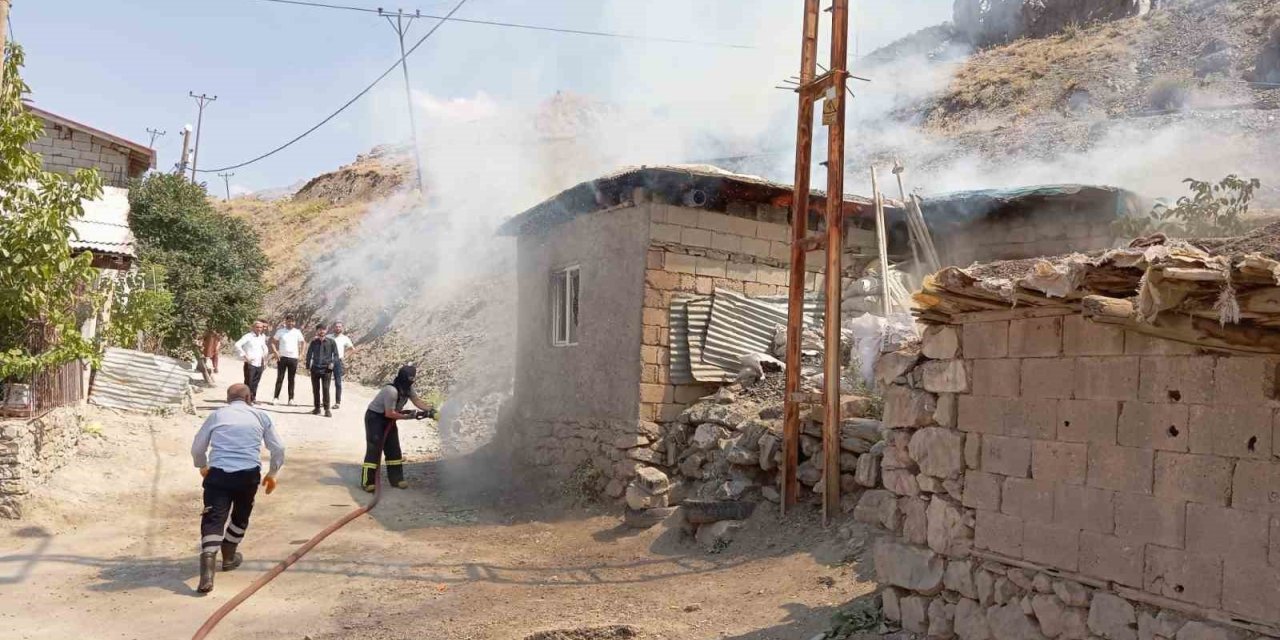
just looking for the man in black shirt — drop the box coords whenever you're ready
[305,323,338,417]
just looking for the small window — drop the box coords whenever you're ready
[552,266,580,346]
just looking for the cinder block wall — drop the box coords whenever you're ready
[863,312,1280,639]
[28,123,133,188]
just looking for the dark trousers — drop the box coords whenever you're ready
[362,410,403,487]
[311,371,332,410]
[333,360,345,404]
[273,357,298,400]
[200,467,260,553]
[243,363,264,402]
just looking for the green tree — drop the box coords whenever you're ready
[127,173,266,359]
[0,44,104,380]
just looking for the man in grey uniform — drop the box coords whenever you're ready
[361,364,434,492]
[191,383,286,593]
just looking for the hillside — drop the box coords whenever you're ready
[218,147,513,453]
[857,0,1280,208]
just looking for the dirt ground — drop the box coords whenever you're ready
[0,373,879,640]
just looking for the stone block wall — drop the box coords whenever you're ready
[29,123,133,188]
[0,407,84,518]
[865,314,1280,639]
[508,417,669,496]
[640,204,840,423]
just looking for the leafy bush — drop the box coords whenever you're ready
[1115,175,1261,238]
[0,44,104,379]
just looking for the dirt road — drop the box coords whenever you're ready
[0,375,875,639]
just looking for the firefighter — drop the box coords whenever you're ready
[191,383,285,594]
[362,364,434,492]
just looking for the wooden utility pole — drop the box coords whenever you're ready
[782,0,852,524]
[780,0,820,517]
[188,91,217,184]
[176,125,192,176]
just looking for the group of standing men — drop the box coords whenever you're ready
[232,314,355,416]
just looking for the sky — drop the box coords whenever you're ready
[13,0,954,194]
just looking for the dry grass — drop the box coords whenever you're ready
[929,17,1141,130]
[217,196,373,294]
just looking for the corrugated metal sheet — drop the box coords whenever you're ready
[89,347,191,412]
[701,288,789,372]
[668,290,823,384]
[667,298,696,385]
[685,297,736,383]
[71,186,135,258]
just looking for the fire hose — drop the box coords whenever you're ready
[190,408,434,640]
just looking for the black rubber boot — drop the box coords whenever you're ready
[197,552,217,593]
[220,542,243,571]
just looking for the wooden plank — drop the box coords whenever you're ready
[1084,295,1280,355]
[1239,287,1280,313]
[1160,267,1228,282]
[954,306,1076,324]
[872,170,890,316]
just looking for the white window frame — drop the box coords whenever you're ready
[551,265,580,347]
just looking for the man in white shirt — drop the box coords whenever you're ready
[331,321,355,410]
[270,314,306,406]
[234,320,270,403]
[191,383,285,593]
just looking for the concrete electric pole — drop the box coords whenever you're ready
[176,124,193,176]
[378,8,425,192]
[188,91,217,184]
[146,127,166,149]
[217,172,235,200]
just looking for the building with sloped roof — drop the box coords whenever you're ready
[495,164,1143,493]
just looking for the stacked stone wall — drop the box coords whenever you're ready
[0,407,84,518]
[865,313,1280,639]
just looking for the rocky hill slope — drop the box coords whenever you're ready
[857,0,1280,208]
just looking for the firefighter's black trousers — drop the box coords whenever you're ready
[362,410,403,487]
[200,466,260,553]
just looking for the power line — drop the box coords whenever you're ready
[253,0,757,49]
[195,0,469,173]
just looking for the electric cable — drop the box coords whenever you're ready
[194,0,469,173]
[254,0,758,49]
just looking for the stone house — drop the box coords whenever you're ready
[864,237,1280,639]
[496,165,882,482]
[495,166,1141,490]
